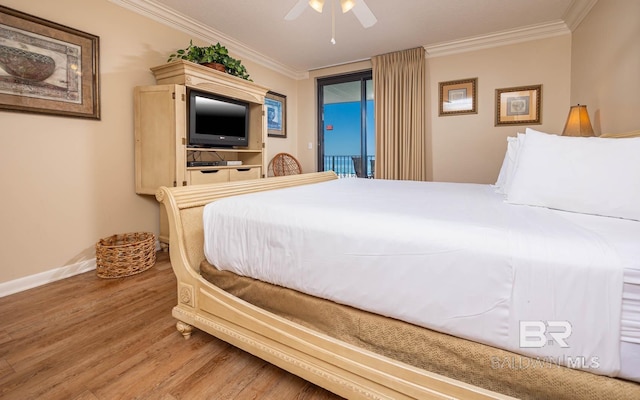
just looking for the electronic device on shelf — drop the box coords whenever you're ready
[186,160,244,167]
[188,89,249,148]
[187,160,242,167]
[187,161,224,167]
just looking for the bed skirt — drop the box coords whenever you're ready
[200,261,640,400]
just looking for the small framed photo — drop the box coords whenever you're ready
[439,78,477,116]
[0,5,100,119]
[265,91,286,138]
[495,85,541,126]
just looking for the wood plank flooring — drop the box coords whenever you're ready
[0,252,343,399]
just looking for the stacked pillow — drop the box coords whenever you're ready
[494,128,640,221]
[494,133,524,195]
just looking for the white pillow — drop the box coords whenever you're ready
[506,128,640,221]
[499,133,525,196]
[494,136,515,192]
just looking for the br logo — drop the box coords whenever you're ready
[519,321,572,348]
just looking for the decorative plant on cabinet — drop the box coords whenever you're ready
[167,40,251,81]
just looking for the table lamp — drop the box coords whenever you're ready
[562,104,595,137]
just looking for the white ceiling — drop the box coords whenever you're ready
[116,0,596,78]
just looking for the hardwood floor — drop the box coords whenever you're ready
[0,252,344,400]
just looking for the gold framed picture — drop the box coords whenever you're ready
[495,85,541,126]
[0,5,100,119]
[439,78,477,116]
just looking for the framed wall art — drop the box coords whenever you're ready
[495,85,541,126]
[265,91,286,138]
[439,78,477,116]
[0,5,100,119]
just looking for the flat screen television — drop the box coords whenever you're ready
[188,89,249,147]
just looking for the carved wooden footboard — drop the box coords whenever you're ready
[155,171,513,400]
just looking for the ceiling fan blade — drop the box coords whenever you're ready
[284,0,309,20]
[351,0,377,28]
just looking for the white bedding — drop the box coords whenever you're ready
[203,178,640,381]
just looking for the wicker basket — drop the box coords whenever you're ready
[96,232,156,278]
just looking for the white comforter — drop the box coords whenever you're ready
[203,178,632,377]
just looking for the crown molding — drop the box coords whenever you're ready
[112,0,593,77]
[563,0,598,31]
[109,0,309,80]
[425,20,570,58]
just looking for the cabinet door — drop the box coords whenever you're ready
[134,84,187,194]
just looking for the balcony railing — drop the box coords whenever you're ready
[323,155,375,178]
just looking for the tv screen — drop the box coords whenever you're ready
[188,89,249,147]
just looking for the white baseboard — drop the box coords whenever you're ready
[0,258,97,298]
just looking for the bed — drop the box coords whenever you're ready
[156,129,640,399]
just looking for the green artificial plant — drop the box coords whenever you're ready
[167,40,251,81]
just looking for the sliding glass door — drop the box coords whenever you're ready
[317,71,374,178]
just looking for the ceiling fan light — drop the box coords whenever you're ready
[309,0,324,13]
[340,0,355,13]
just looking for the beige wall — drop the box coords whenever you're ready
[248,62,300,163]
[570,0,640,135]
[1,0,635,287]
[0,0,297,285]
[428,35,572,183]
[296,35,571,184]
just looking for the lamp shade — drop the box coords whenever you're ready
[562,104,595,137]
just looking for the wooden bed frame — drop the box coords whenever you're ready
[156,171,520,399]
[156,134,640,400]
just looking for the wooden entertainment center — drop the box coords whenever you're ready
[134,60,270,245]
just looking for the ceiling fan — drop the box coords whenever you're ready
[285,0,377,29]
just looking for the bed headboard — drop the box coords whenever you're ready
[599,129,640,138]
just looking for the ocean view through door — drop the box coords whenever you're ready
[318,72,374,178]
